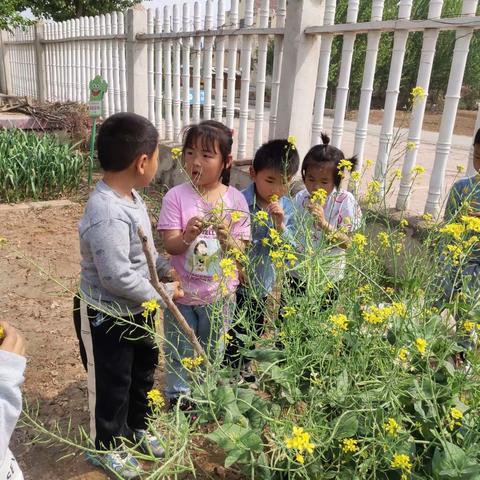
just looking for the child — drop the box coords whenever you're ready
[224,138,299,370]
[442,128,480,301]
[157,120,250,404]
[0,322,26,480]
[74,112,182,479]
[292,133,362,291]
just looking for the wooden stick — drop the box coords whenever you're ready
[137,226,209,364]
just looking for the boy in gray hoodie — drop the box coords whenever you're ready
[73,112,182,479]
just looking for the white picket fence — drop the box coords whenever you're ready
[0,0,480,215]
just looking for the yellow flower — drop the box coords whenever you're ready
[171,147,182,159]
[393,168,402,179]
[385,286,394,295]
[219,257,237,280]
[230,210,244,223]
[287,135,297,148]
[391,453,412,472]
[448,407,463,431]
[269,228,282,246]
[261,237,269,246]
[400,219,409,228]
[398,347,409,363]
[352,233,367,253]
[295,453,304,464]
[392,302,407,317]
[255,210,269,225]
[269,194,279,203]
[384,418,400,437]
[330,313,348,335]
[362,305,393,325]
[282,306,297,318]
[411,86,426,103]
[444,244,463,265]
[284,426,315,456]
[0,325,4,341]
[310,188,328,205]
[463,321,475,332]
[422,213,434,224]
[147,388,165,409]
[457,164,466,173]
[365,180,381,204]
[141,299,160,318]
[221,332,233,344]
[365,159,373,167]
[378,231,390,248]
[440,223,465,241]
[228,247,247,263]
[338,159,353,176]
[340,438,359,453]
[351,171,361,182]
[410,165,426,175]
[415,337,427,357]
[182,356,204,370]
[461,215,480,233]
[407,141,416,151]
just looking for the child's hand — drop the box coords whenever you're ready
[0,322,26,357]
[215,219,233,251]
[267,201,285,231]
[308,202,327,230]
[184,216,204,244]
[167,281,184,300]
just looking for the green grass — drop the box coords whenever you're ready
[0,128,86,202]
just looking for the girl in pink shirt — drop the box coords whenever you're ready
[157,121,250,404]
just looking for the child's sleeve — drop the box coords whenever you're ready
[157,189,183,231]
[444,183,462,222]
[86,219,168,307]
[282,198,299,246]
[230,193,251,241]
[0,350,26,465]
[339,194,362,232]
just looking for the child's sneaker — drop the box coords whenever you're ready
[86,449,140,479]
[133,429,165,458]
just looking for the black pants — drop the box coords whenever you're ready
[73,296,158,449]
[223,289,268,370]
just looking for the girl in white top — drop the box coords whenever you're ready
[293,133,362,283]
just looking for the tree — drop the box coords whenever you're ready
[21,0,141,22]
[0,0,32,30]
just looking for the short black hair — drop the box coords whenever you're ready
[475,127,480,145]
[182,120,233,185]
[97,112,159,172]
[252,139,300,177]
[301,133,357,188]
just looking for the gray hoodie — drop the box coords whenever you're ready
[0,350,25,480]
[79,181,172,316]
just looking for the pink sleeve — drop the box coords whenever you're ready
[157,188,183,231]
[231,191,251,240]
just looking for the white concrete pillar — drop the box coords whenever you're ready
[34,22,47,102]
[126,6,149,117]
[276,0,325,160]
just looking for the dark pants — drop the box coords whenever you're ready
[73,296,158,449]
[223,289,268,370]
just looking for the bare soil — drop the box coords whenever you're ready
[0,201,230,480]
[346,109,478,137]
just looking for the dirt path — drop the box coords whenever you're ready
[0,201,109,479]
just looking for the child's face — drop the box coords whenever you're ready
[474,143,480,173]
[250,167,290,204]
[184,137,230,189]
[303,163,336,196]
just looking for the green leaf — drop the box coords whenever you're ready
[331,412,359,439]
[244,348,285,363]
[206,423,263,454]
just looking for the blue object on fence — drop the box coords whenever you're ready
[188,88,205,105]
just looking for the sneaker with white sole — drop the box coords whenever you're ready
[133,429,165,458]
[86,450,141,479]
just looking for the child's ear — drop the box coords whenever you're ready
[135,153,149,175]
[249,166,256,180]
[225,154,233,170]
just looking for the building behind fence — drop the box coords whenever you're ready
[0,0,480,215]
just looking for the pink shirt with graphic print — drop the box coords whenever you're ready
[157,182,251,305]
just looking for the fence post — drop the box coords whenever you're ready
[126,6,148,117]
[35,22,47,102]
[275,0,325,160]
[0,31,13,94]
